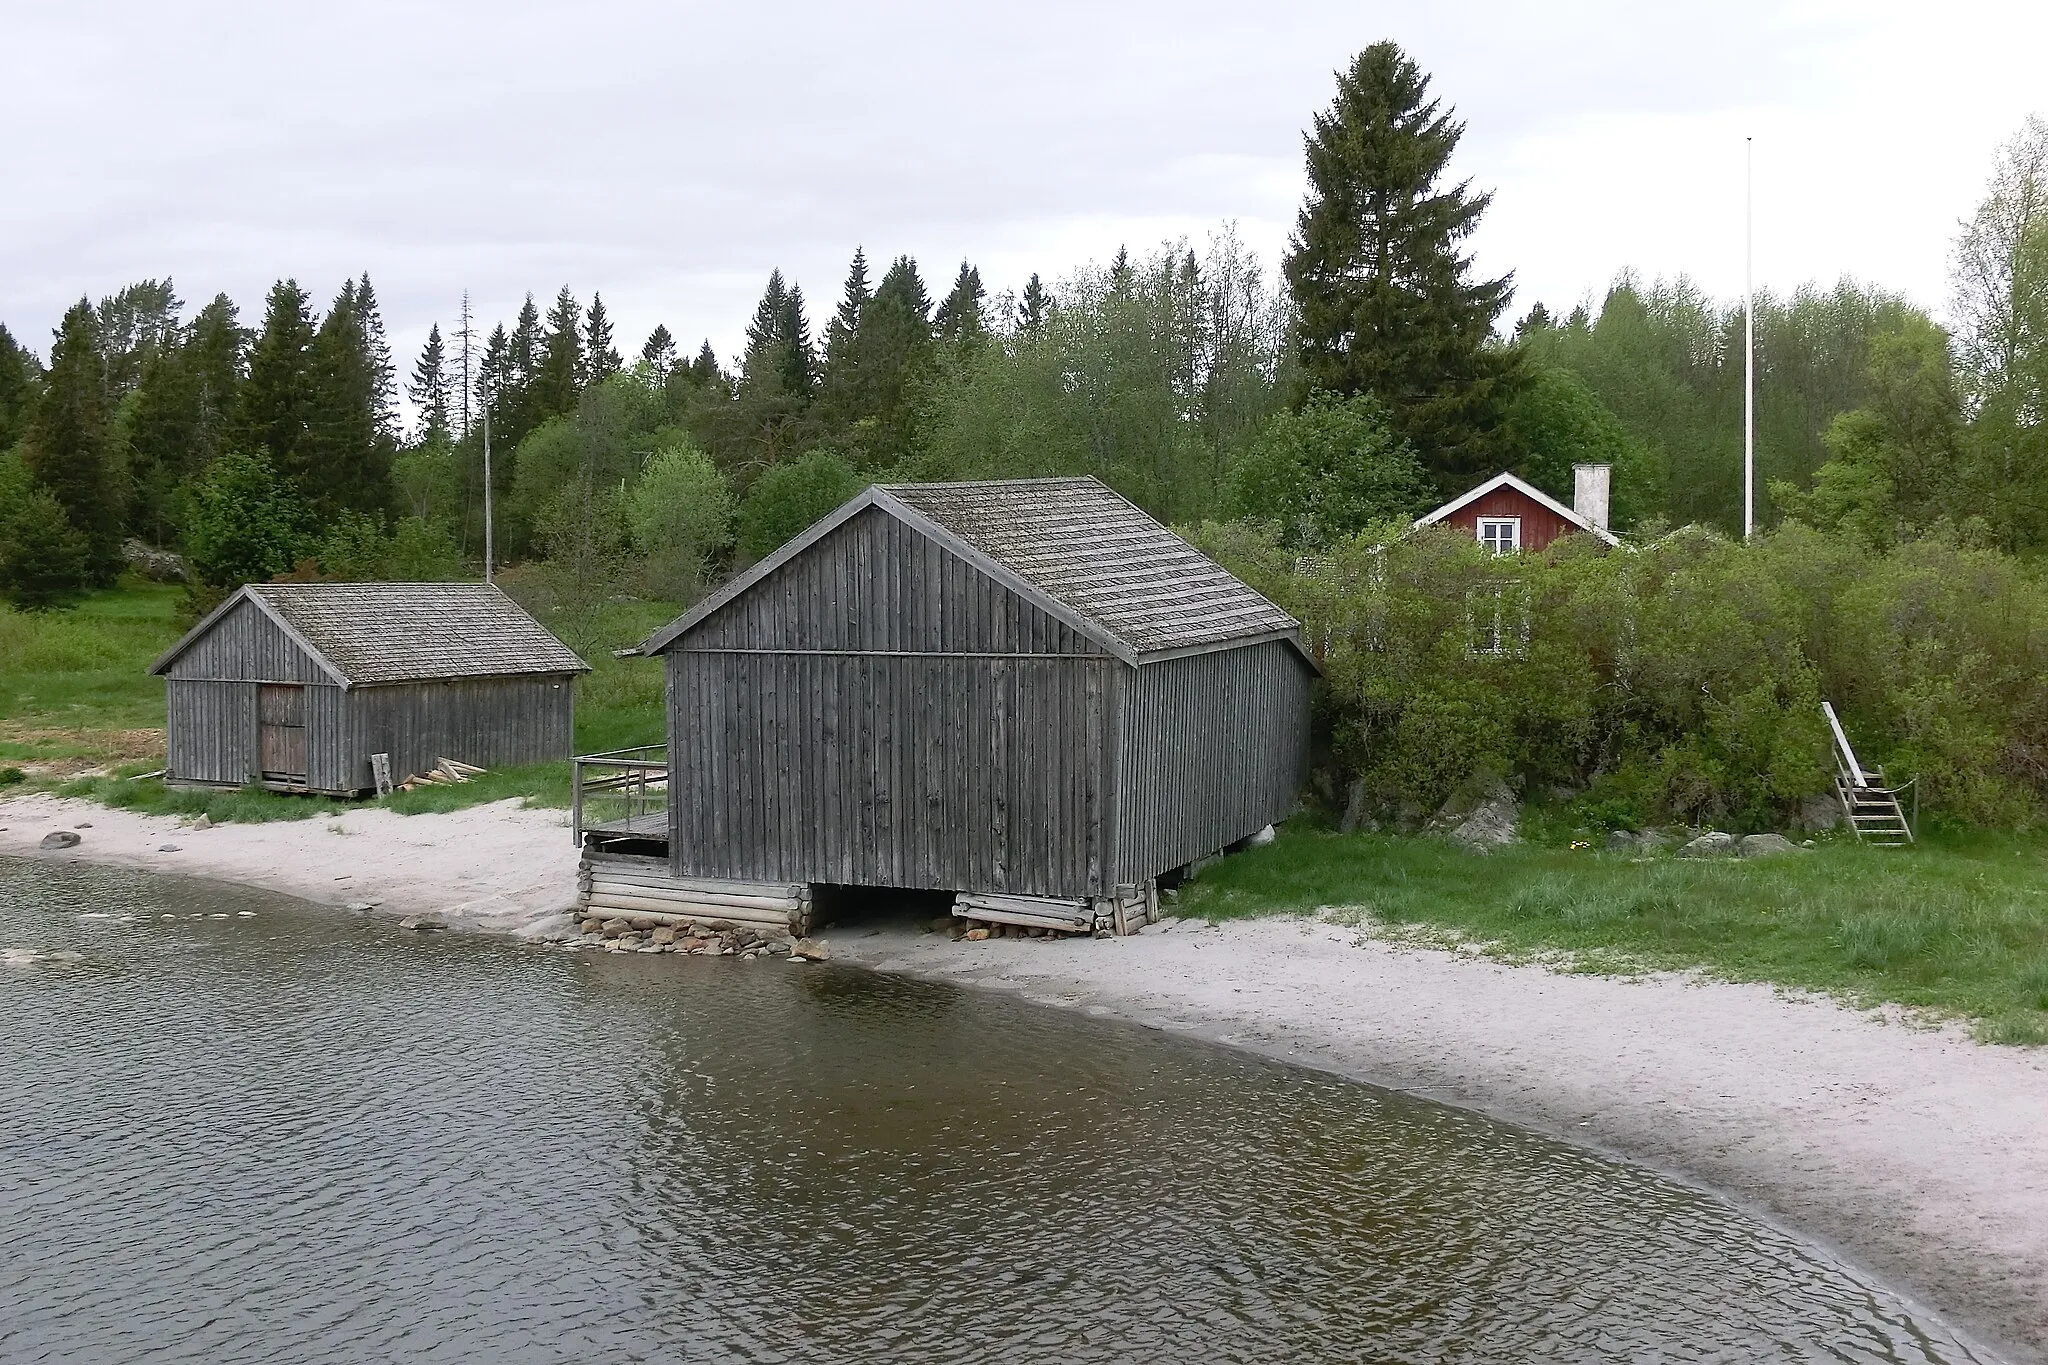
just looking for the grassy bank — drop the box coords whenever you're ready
[1,583,674,820]
[1179,827,2048,1044]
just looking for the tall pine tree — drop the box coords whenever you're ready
[935,261,988,347]
[186,294,245,462]
[857,256,936,464]
[1018,274,1051,334]
[1284,41,1519,488]
[303,278,392,519]
[737,271,818,464]
[584,294,621,381]
[408,323,452,446]
[239,279,320,487]
[0,322,40,451]
[94,280,181,401]
[641,324,677,375]
[819,248,873,437]
[535,286,585,419]
[23,300,122,581]
[353,273,398,443]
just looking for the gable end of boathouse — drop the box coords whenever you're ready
[635,477,1317,907]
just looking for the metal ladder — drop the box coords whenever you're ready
[1821,702,1913,845]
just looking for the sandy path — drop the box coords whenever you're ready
[838,919,2048,1364]
[6,792,2043,1358]
[0,793,580,935]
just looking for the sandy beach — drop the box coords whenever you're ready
[0,793,582,935]
[6,790,2045,1361]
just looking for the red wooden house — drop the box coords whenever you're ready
[1413,464,1618,553]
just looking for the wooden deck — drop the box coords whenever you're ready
[583,810,670,843]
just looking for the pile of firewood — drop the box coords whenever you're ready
[396,757,487,791]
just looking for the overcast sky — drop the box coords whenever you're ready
[5,0,2045,395]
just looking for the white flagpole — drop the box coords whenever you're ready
[483,410,494,586]
[1744,136,1755,541]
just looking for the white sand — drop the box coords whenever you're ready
[840,919,2048,1363]
[0,793,580,935]
[6,792,2044,1357]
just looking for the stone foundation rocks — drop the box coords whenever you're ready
[568,915,804,960]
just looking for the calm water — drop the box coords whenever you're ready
[0,857,1992,1364]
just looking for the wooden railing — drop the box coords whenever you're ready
[570,744,669,845]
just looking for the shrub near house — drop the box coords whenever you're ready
[1194,516,2048,833]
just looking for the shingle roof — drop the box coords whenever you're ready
[151,583,589,685]
[878,479,1299,657]
[642,476,1305,664]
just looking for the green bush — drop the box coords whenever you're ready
[736,448,862,562]
[1191,515,2048,829]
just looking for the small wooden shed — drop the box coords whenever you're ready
[149,582,589,796]
[635,477,1316,920]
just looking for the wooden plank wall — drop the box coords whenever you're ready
[165,679,260,785]
[686,505,1106,655]
[1112,640,1312,884]
[668,651,1116,898]
[336,676,575,792]
[162,600,329,682]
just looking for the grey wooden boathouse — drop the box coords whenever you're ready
[149,583,589,796]
[635,477,1315,913]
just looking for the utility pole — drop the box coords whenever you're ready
[1744,136,1755,541]
[483,409,494,586]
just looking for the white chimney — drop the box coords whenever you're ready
[1573,463,1611,532]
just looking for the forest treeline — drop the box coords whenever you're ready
[2,43,2045,823]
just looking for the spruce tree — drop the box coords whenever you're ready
[737,272,818,462]
[935,261,988,347]
[585,293,622,381]
[819,248,873,434]
[641,324,677,375]
[1284,41,1519,487]
[303,278,392,519]
[741,270,817,399]
[186,294,246,461]
[500,295,543,446]
[127,325,197,544]
[689,341,721,386]
[1018,274,1051,333]
[858,256,936,462]
[0,322,41,451]
[23,300,122,581]
[1107,246,1134,299]
[240,279,320,485]
[353,273,398,442]
[535,286,585,418]
[408,323,451,446]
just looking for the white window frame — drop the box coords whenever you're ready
[1477,517,1521,555]
[1466,580,1532,659]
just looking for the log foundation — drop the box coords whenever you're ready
[578,847,813,936]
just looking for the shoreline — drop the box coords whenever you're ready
[6,792,2044,1361]
[0,793,582,936]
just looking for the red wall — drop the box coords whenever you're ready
[1440,486,1576,552]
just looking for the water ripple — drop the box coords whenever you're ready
[0,857,1993,1364]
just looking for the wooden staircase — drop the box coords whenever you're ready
[1822,702,1913,845]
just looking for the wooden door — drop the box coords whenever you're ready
[258,684,308,782]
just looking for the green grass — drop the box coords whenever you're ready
[3,583,675,820]
[1179,826,2048,1044]
[0,584,185,732]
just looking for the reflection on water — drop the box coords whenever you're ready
[0,857,1990,1364]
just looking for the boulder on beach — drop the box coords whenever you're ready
[39,830,81,850]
